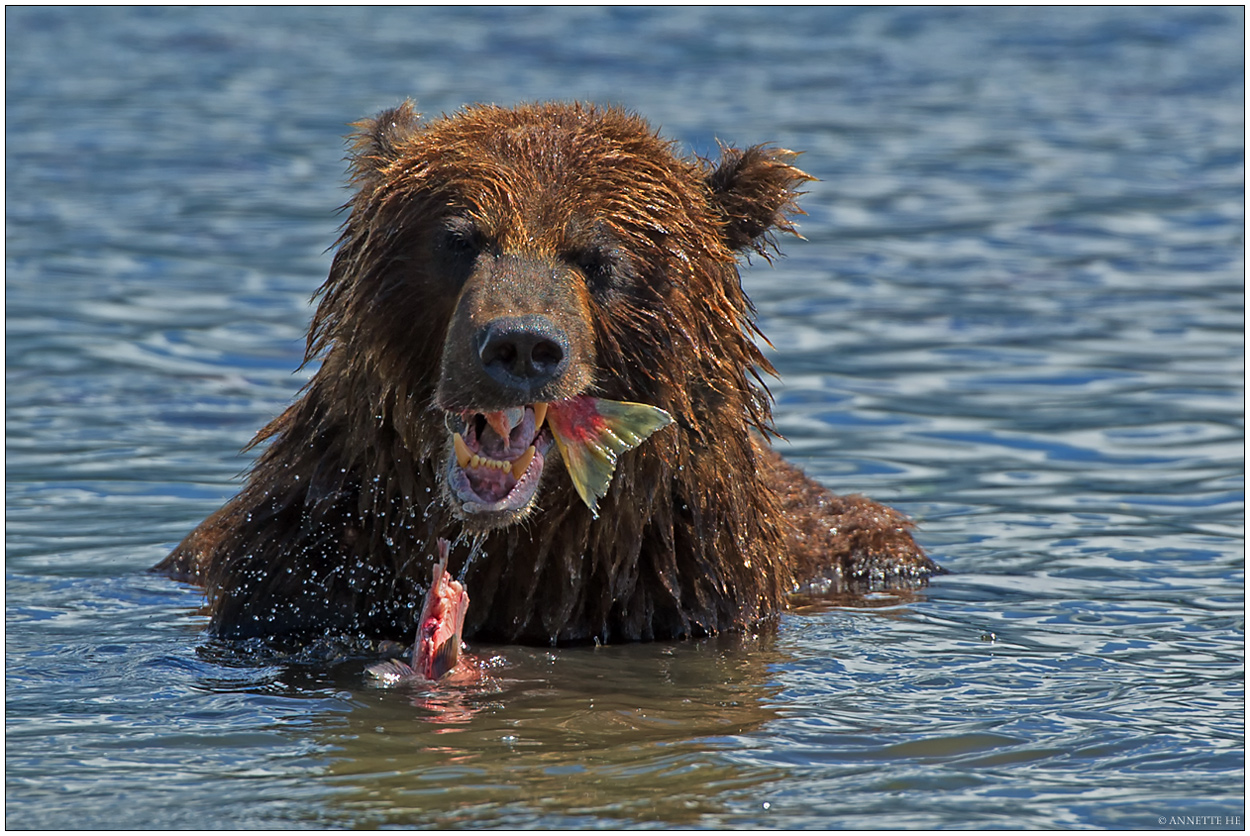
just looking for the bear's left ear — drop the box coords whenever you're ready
[705,144,814,257]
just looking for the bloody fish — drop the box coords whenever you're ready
[368,538,469,684]
[545,396,673,518]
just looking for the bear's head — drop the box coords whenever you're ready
[307,101,811,535]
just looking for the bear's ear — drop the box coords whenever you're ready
[347,100,423,187]
[705,144,814,257]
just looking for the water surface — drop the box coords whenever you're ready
[6,7,1243,829]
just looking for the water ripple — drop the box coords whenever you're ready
[5,6,1243,830]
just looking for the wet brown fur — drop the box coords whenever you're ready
[155,101,936,646]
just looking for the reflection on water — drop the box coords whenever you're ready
[322,635,786,828]
[6,5,1243,830]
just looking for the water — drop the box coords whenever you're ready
[6,7,1243,829]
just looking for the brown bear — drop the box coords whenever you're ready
[155,101,937,647]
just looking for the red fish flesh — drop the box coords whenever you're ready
[368,538,469,683]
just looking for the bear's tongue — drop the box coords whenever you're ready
[450,397,672,516]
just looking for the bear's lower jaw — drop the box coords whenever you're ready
[443,440,549,529]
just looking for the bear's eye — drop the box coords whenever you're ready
[577,249,611,284]
[438,216,483,259]
[573,246,631,299]
[435,216,487,285]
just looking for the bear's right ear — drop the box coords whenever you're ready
[347,100,423,187]
[705,144,814,258]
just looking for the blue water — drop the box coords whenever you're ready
[6,7,1243,829]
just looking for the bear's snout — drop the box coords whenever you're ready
[436,253,595,413]
[475,315,570,397]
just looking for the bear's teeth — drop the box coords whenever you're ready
[532,402,548,429]
[511,445,536,480]
[455,432,528,475]
[453,432,471,468]
[470,454,509,472]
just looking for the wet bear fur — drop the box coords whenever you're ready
[156,101,937,646]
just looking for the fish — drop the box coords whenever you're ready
[545,396,673,518]
[367,538,469,684]
[446,397,671,520]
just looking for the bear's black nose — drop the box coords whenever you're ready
[476,315,570,393]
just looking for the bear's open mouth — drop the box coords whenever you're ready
[444,403,554,521]
[443,396,675,528]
